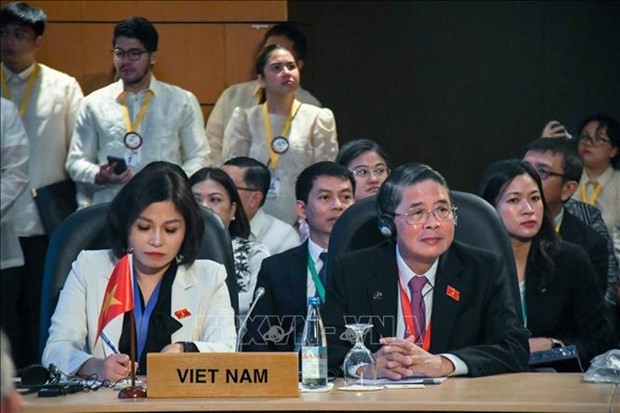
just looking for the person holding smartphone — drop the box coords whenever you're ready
[66,17,208,206]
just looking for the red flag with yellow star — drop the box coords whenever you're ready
[95,254,134,344]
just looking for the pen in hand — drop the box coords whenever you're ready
[101,331,121,354]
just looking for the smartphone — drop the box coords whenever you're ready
[106,156,128,174]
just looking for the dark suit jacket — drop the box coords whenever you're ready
[244,242,309,352]
[526,240,614,368]
[324,240,530,377]
[559,209,608,299]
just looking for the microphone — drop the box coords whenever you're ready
[236,287,265,352]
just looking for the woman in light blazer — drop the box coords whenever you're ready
[42,162,236,381]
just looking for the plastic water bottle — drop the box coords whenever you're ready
[301,296,328,388]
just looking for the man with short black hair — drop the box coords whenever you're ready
[222,156,300,254]
[524,138,617,312]
[66,16,208,205]
[1,1,83,367]
[245,161,355,352]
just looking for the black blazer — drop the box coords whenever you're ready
[558,209,609,300]
[244,242,309,352]
[525,240,614,368]
[324,240,530,377]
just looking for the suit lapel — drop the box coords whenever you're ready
[288,243,309,304]
[366,243,399,340]
[430,246,464,352]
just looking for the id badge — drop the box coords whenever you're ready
[125,149,140,168]
[267,177,280,199]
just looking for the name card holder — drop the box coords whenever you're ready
[147,352,300,398]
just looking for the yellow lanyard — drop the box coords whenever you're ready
[262,99,300,169]
[579,181,602,205]
[118,90,154,134]
[1,63,39,117]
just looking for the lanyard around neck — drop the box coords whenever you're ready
[262,99,300,169]
[119,90,154,134]
[397,274,431,351]
[307,254,325,303]
[1,64,39,117]
[579,181,602,205]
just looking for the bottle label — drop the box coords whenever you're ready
[301,346,327,379]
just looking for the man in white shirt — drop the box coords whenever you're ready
[66,16,209,205]
[0,2,83,367]
[206,23,321,166]
[244,162,355,352]
[222,157,300,254]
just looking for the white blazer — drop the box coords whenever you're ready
[42,250,236,375]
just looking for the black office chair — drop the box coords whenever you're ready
[38,203,239,358]
[327,191,521,321]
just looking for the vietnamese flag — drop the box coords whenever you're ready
[95,254,134,344]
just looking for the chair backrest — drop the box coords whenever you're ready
[327,191,521,319]
[38,203,239,358]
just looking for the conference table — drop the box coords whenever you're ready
[22,373,618,413]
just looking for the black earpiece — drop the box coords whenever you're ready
[20,363,60,387]
[378,213,395,238]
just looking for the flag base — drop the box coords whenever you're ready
[118,385,147,399]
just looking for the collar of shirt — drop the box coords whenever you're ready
[249,208,267,240]
[2,61,36,83]
[114,74,160,100]
[307,237,327,269]
[582,164,615,187]
[396,244,438,299]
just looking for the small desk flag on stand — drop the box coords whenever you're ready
[95,254,134,345]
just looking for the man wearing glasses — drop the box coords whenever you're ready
[324,163,529,378]
[524,138,618,325]
[66,17,208,205]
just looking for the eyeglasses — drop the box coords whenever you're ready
[578,134,611,147]
[112,48,149,61]
[351,166,390,179]
[534,167,568,181]
[236,186,260,193]
[393,205,457,226]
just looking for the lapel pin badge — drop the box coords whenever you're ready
[175,308,192,319]
[446,285,460,302]
[373,291,383,301]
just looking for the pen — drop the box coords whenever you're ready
[101,331,121,354]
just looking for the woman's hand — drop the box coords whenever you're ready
[161,342,184,353]
[541,120,569,139]
[528,337,558,352]
[78,354,137,382]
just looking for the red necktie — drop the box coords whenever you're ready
[408,276,428,342]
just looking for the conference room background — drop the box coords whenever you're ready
[4,1,618,191]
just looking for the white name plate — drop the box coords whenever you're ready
[147,352,300,398]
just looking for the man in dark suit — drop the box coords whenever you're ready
[244,162,355,352]
[324,163,529,378]
[523,138,615,309]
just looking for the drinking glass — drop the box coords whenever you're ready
[342,323,377,387]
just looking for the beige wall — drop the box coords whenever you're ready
[2,1,287,120]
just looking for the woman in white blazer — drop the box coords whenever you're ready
[42,162,236,382]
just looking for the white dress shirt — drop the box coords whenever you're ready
[1,98,29,269]
[250,208,301,255]
[306,238,327,299]
[66,76,209,205]
[1,62,83,235]
[396,245,468,376]
[205,80,322,166]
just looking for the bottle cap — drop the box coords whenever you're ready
[308,296,321,305]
